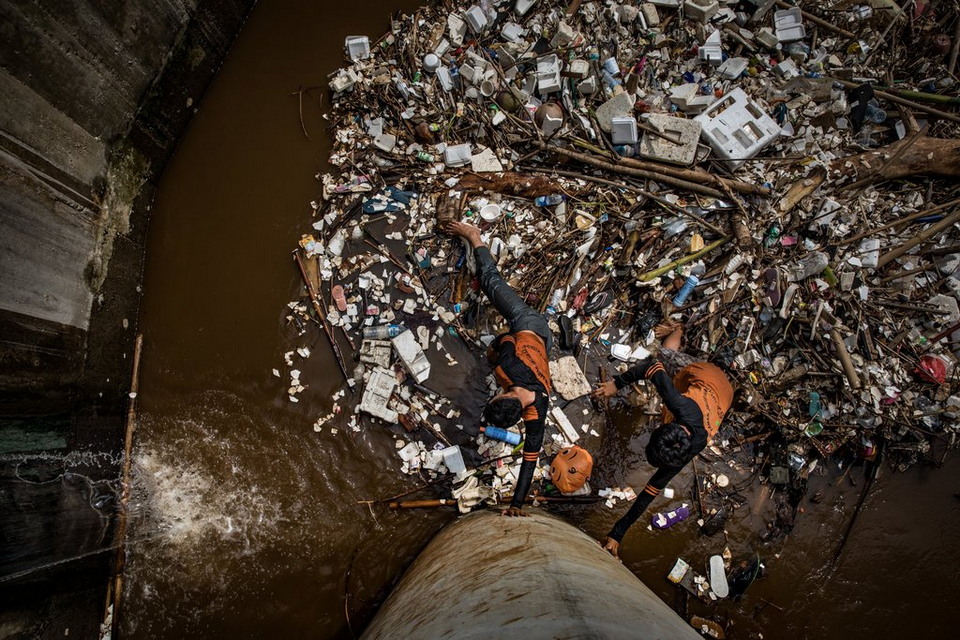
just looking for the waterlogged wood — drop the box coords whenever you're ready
[457,171,575,197]
[835,136,960,183]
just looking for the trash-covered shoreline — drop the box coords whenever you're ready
[284,0,959,592]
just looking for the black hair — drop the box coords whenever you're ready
[645,422,694,469]
[483,396,523,428]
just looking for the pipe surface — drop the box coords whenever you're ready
[362,510,701,640]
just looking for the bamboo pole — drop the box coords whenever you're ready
[294,250,351,381]
[876,209,960,269]
[637,237,731,281]
[108,333,144,638]
[838,198,960,246]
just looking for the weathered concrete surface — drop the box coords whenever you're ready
[362,510,702,640]
[0,0,256,635]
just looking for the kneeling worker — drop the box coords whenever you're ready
[591,323,734,556]
[443,220,552,517]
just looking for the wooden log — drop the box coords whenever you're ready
[567,139,772,196]
[534,142,728,198]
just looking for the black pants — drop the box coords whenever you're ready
[474,246,553,351]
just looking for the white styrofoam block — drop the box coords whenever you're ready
[695,88,780,169]
[465,5,488,33]
[537,54,562,94]
[550,406,580,444]
[641,3,661,26]
[638,114,702,165]
[698,30,722,65]
[669,82,700,109]
[514,0,537,17]
[773,58,799,79]
[436,66,454,91]
[568,59,590,79]
[717,57,748,80]
[551,21,576,47]
[774,8,806,43]
[501,22,525,42]
[611,116,639,144]
[345,36,370,61]
[359,367,398,422]
[685,0,719,23]
[448,13,467,46]
[391,330,431,382]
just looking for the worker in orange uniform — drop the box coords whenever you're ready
[592,322,734,556]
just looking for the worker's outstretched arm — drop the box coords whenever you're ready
[606,465,683,545]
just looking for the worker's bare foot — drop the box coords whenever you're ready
[654,319,683,340]
[441,220,483,247]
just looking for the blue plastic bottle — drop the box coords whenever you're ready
[671,275,699,306]
[480,426,521,446]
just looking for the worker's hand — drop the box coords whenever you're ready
[441,220,483,247]
[602,537,620,558]
[591,380,618,398]
[501,506,528,517]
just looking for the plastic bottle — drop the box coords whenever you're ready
[808,391,822,419]
[480,426,521,446]
[534,195,565,207]
[671,275,699,306]
[362,324,402,339]
[416,151,436,162]
[651,504,691,529]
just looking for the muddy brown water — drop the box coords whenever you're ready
[124,1,960,638]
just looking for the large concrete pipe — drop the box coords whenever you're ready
[362,510,701,639]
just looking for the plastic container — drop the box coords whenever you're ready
[671,275,700,306]
[363,324,402,339]
[652,504,691,529]
[480,426,521,446]
[440,445,467,475]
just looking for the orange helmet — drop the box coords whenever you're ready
[550,446,594,494]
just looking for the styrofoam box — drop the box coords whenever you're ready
[611,117,638,144]
[774,8,806,43]
[345,36,370,61]
[694,88,780,170]
[537,54,562,94]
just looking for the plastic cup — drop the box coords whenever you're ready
[480,204,502,222]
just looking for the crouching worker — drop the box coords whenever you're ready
[443,220,552,517]
[591,324,733,556]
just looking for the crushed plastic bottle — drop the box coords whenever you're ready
[534,195,565,207]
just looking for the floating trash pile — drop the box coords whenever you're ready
[285,1,960,517]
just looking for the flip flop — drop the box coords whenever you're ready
[559,315,576,351]
[332,285,348,312]
[582,290,613,315]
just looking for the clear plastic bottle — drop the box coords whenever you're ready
[362,324,402,339]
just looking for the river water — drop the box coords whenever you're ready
[123,1,960,638]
